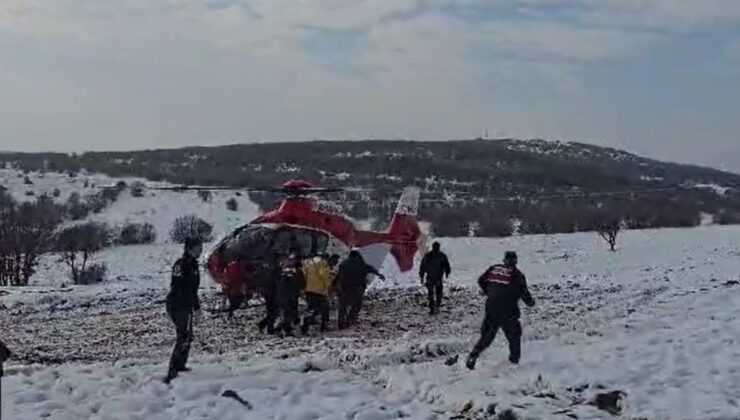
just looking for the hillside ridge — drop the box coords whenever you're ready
[2,139,739,236]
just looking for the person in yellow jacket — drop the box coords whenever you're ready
[301,254,338,334]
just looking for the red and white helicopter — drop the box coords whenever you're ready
[203,180,424,296]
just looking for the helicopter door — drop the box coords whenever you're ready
[294,229,314,257]
[313,232,329,255]
[271,228,295,258]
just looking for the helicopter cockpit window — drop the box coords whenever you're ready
[271,229,295,257]
[294,230,314,257]
[222,226,272,261]
[313,232,329,255]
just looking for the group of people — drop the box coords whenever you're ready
[254,248,386,337]
[162,238,536,383]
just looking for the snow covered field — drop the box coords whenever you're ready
[3,223,740,419]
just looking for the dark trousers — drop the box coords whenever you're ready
[337,286,365,329]
[471,315,522,363]
[257,293,278,333]
[302,292,330,332]
[277,297,299,335]
[167,306,193,377]
[227,294,245,318]
[426,280,444,312]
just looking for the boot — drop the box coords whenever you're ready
[300,320,310,336]
[466,354,478,370]
[163,371,177,384]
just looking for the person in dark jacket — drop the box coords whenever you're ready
[0,339,11,378]
[256,253,280,334]
[225,256,249,319]
[275,251,306,336]
[466,251,535,370]
[164,237,203,384]
[334,250,385,329]
[419,242,451,315]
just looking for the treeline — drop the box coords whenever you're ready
[248,187,740,237]
[3,139,740,238]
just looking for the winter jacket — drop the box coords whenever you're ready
[224,260,248,296]
[477,264,535,320]
[303,257,332,296]
[335,255,381,292]
[276,258,306,305]
[167,254,201,311]
[253,259,279,296]
[419,250,451,283]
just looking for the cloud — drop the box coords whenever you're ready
[0,0,738,174]
[727,39,740,60]
[475,21,664,63]
[520,0,740,32]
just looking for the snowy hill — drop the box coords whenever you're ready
[3,140,740,237]
[0,168,260,244]
[3,225,740,419]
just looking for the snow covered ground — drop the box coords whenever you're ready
[3,224,740,419]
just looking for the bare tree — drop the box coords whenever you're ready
[117,223,157,245]
[170,215,213,244]
[55,222,111,284]
[598,220,620,252]
[0,195,63,286]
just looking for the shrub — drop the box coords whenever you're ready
[715,209,740,225]
[55,222,111,284]
[117,223,157,245]
[77,263,107,285]
[496,409,520,420]
[66,192,90,220]
[130,181,146,198]
[170,215,213,244]
[85,193,108,214]
[479,213,514,237]
[198,190,212,203]
[226,198,238,211]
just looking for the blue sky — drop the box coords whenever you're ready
[0,0,739,171]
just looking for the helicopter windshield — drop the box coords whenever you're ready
[217,225,331,263]
[220,225,272,261]
[271,227,330,258]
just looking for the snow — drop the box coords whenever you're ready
[694,183,731,196]
[83,187,259,246]
[376,174,402,183]
[0,169,106,204]
[276,164,300,173]
[4,225,740,419]
[640,175,664,182]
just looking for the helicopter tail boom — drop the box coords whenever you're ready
[386,187,421,272]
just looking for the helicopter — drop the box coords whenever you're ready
[198,179,424,299]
